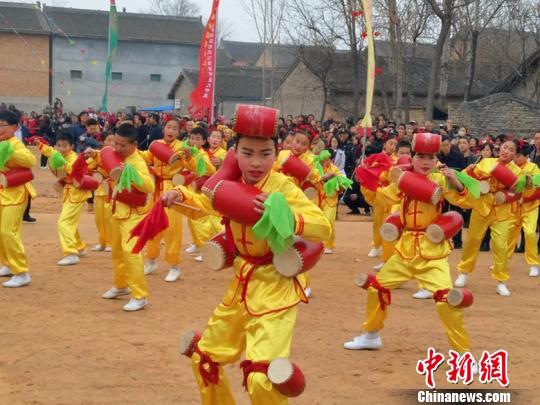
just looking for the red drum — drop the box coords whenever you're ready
[397,171,442,204]
[53,167,67,179]
[92,171,104,183]
[301,181,317,199]
[523,188,540,203]
[395,155,412,171]
[202,148,242,195]
[194,175,210,192]
[202,231,236,271]
[447,288,474,308]
[172,170,195,187]
[73,174,100,191]
[426,212,464,243]
[356,272,371,289]
[0,168,34,188]
[494,190,521,205]
[479,180,491,194]
[380,212,403,242]
[211,180,261,225]
[273,237,324,277]
[412,133,441,154]
[267,358,306,398]
[233,104,279,138]
[281,154,311,182]
[149,141,179,165]
[179,330,202,358]
[490,163,518,189]
[113,187,148,207]
[100,146,123,181]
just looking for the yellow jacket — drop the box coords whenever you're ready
[173,171,331,315]
[517,160,540,214]
[317,162,342,208]
[87,156,110,198]
[0,137,37,206]
[376,172,474,260]
[273,149,322,187]
[207,146,227,161]
[469,158,522,220]
[40,144,91,203]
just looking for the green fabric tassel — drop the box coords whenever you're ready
[532,173,540,187]
[196,156,207,176]
[515,175,526,193]
[0,141,14,169]
[181,140,200,157]
[253,192,295,255]
[455,170,481,198]
[117,163,143,192]
[324,175,353,196]
[313,150,331,175]
[49,150,67,170]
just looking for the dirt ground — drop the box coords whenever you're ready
[1,152,539,404]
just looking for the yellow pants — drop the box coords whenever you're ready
[371,204,384,248]
[0,203,29,274]
[321,203,337,248]
[457,210,512,281]
[188,215,223,248]
[110,215,148,299]
[146,206,183,265]
[192,298,297,405]
[58,201,86,255]
[363,254,470,352]
[94,196,112,247]
[507,209,540,266]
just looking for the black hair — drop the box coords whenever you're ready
[78,111,89,120]
[86,118,99,126]
[116,123,138,143]
[150,113,160,123]
[0,110,19,125]
[234,134,279,152]
[397,140,412,151]
[517,140,533,156]
[479,141,495,154]
[56,133,73,146]
[190,126,209,139]
[441,135,451,143]
[384,133,397,143]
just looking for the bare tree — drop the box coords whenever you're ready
[242,0,286,106]
[148,0,200,17]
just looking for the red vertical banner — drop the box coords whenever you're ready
[189,0,220,123]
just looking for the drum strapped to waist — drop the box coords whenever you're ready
[172,170,195,187]
[202,231,237,271]
[149,141,180,165]
[202,148,242,196]
[494,190,521,205]
[281,154,311,183]
[0,167,34,188]
[380,212,403,242]
[100,146,123,181]
[426,211,464,243]
[396,170,442,204]
[112,187,149,207]
[73,173,100,191]
[209,180,262,226]
[490,162,518,189]
[272,237,324,277]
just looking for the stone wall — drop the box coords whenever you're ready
[449,93,540,137]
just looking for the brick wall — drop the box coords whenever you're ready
[0,32,49,110]
[449,93,540,137]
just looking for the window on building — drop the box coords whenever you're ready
[111,72,123,81]
[70,70,82,79]
[150,74,161,82]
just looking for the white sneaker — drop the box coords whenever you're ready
[102,286,131,299]
[454,272,468,287]
[104,246,112,252]
[324,248,333,254]
[123,298,147,312]
[0,265,12,277]
[57,255,80,266]
[91,244,104,252]
[529,266,539,277]
[144,260,157,275]
[194,255,203,262]
[343,332,382,350]
[165,267,181,282]
[304,286,312,298]
[78,249,87,257]
[3,272,31,288]
[367,246,382,258]
[496,282,511,297]
[373,262,385,271]
[412,288,433,299]
[185,244,199,254]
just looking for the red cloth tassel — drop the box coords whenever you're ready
[26,136,49,145]
[129,199,169,253]
[354,152,393,191]
[240,360,269,391]
[365,273,392,310]
[71,153,89,183]
[433,289,450,303]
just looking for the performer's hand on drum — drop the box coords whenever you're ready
[84,147,97,158]
[183,148,192,160]
[161,189,182,207]
[440,166,464,192]
[322,172,335,182]
[253,192,268,214]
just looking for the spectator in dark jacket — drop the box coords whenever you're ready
[138,113,162,150]
[70,111,88,149]
[75,118,101,153]
[39,116,55,168]
[437,135,466,170]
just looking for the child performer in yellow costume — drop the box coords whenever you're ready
[37,134,91,266]
[162,105,331,405]
[185,127,221,262]
[0,110,37,288]
[140,118,196,282]
[344,133,474,353]
[506,141,540,277]
[88,123,155,312]
[88,132,115,253]
[454,139,523,296]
